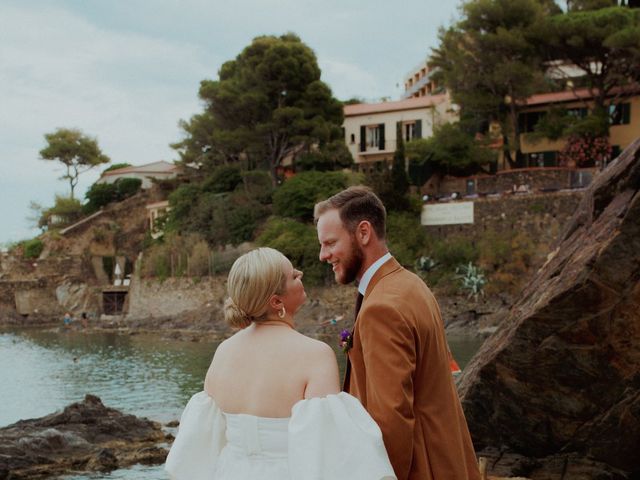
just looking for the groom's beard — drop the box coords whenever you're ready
[339,236,364,285]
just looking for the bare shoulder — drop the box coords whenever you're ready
[297,332,335,356]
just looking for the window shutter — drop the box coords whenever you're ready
[360,126,366,152]
[379,123,385,150]
[415,120,422,139]
[623,103,631,124]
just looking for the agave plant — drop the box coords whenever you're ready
[416,255,437,272]
[455,262,486,300]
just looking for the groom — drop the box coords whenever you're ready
[315,186,480,480]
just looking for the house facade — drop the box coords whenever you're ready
[343,94,458,170]
[97,161,180,189]
[515,88,639,170]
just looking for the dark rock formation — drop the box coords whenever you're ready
[460,138,640,479]
[0,394,167,479]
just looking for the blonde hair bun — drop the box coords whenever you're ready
[225,247,287,328]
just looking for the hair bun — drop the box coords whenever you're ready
[224,297,252,329]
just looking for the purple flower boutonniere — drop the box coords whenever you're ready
[340,329,353,354]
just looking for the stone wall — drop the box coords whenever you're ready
[423,167,596,197]
[126,276,227,319]
[424,190,583,247]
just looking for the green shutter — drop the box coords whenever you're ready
[415,120,422,139]
[623,103,631,125]
[379,123,385,150]
[360,126,366,152]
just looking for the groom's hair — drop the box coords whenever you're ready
[314,186,386,240]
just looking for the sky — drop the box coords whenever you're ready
[0,0,462,245]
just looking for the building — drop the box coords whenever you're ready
[403,59,443,99]
[97,161,180,189]
[515,87,639,170]
[343,94,458,170]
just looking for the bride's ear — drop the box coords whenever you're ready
[268,294,283,312]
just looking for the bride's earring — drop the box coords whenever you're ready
[278,306,286,319]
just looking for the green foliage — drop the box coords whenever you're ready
[202,165,242,193]
[257,217,330,285]
[172,33,344,183]
[273,171,349,221]
[477,229,537,294]
[239,170,274,204]
[39,195,83,228]
[39,128,110,198]
[386,212,427,267]
[103,163,131,173]
[141,233,218,278]
[406,122,496,182]
[166,184,269,246]
[115,178,142,198]
[22,238,44,259]
[541,7,640,119]
[83,178,142,214]
[430,0,549,165]
[296,141,354,172]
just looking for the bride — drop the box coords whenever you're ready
[165,247,396,480]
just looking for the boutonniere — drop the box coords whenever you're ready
[340,329,353,353]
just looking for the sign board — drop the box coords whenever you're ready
[421,202,474,226]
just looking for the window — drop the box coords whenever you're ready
[366,126,381,148]
[526,151,557,168]
[518,111,546,133]
[609,103,631,125]
[566,107,588,119]
[399,120,422,142]
[360,124,385,151]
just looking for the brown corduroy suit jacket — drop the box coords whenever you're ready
[344,257,480,480]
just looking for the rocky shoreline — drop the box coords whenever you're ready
[0,395,168,480]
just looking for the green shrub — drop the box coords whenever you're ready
[84,183,117,213]
[273,171,349,221]
[387,212,427,267]
[39,195,83,228]
[296,140,353,172]
[429,237,478,270]
[257,217,330,286]
[240,170,274,204]
[83,178,141,214]
[202,165,242,193]
[114,177,142,198]
[23,238,44,259]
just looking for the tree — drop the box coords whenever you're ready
[405,122,497,183]
[541,6,640,119]
[173,33,344,184]
[39,128,110,199]
[430,0,553,166]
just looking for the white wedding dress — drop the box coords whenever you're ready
[165,391,396,480]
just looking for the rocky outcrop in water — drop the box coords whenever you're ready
[460,138,640,480]
[0,394,167,479]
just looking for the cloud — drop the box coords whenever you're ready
[319,59,387,101]
[0,3,215,243]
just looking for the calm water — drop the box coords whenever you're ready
[0,328,484,479]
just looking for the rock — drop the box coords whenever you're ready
[0,394,167,479]
[459,139,640,479]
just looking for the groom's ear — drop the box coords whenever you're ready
[355,220,372,246]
